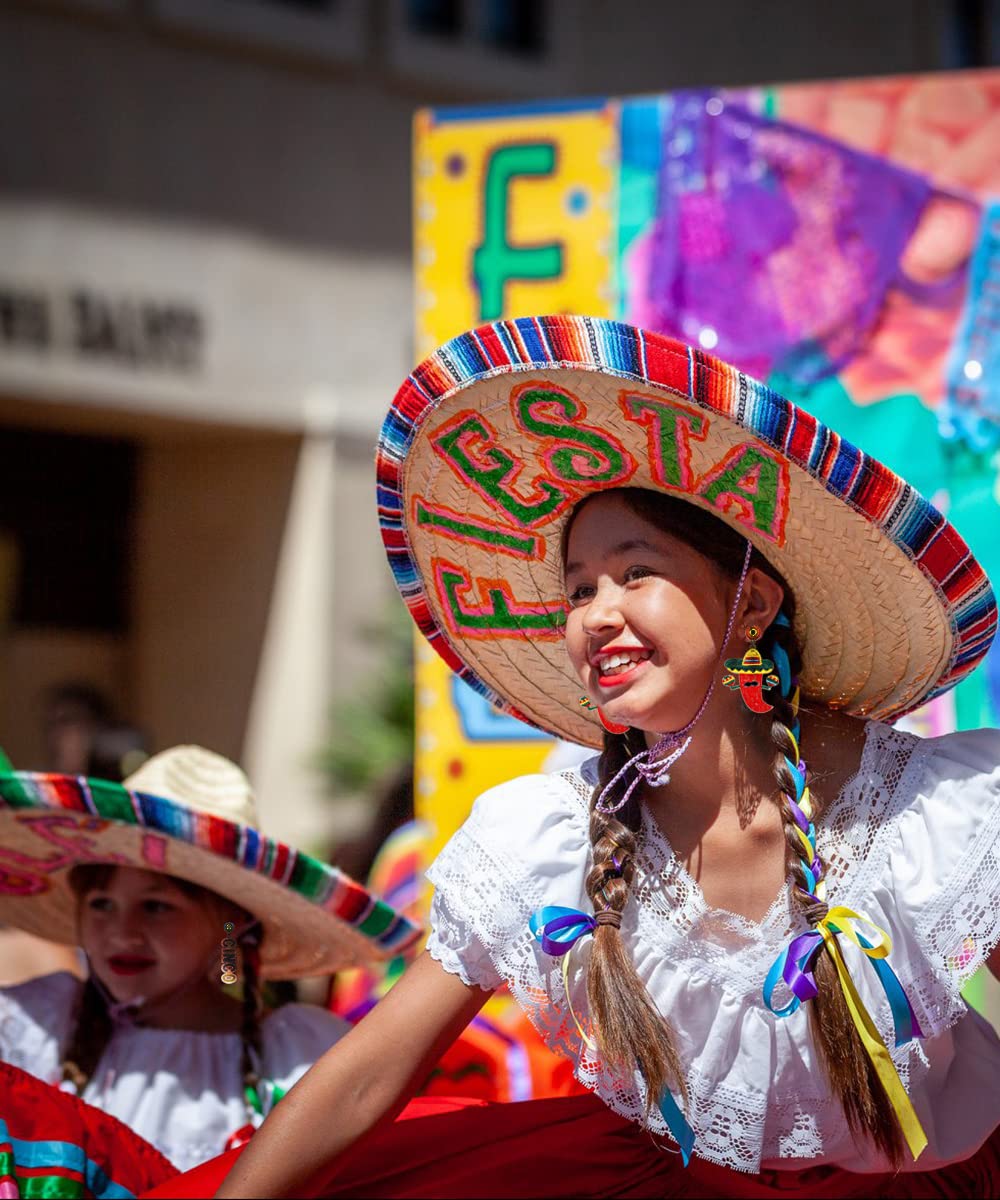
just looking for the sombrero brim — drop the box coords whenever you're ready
[379,315,996,748]
[0,771,421,979]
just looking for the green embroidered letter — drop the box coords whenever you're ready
[697,445,788,543]
[516,388,634,484]
[435,560,566,638]
[432,411,567,528]
[414,498,541,558]
[621,393,707,490]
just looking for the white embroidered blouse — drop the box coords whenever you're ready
[426,721,1000,1175]
[0,972,350,1172]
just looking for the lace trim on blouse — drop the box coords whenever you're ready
[425,721,1000,1174]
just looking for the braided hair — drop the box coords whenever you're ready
[237,924,266,1121]
[585,725,687,1112]
[568,488,903,1161]
[760,618,904,1166]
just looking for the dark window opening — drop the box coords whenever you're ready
[481,0,545,55]
[407,0,462,38]
[0,428,136,633]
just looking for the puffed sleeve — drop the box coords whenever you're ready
[878,727,1000,1028]
[425,771,592,992]
[0,971,79,1083]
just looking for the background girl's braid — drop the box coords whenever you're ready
[763,615,904,1167]
[238,930,265,1122]
[61,976,114,1095]
[586,726,687,1113]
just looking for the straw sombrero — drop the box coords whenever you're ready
[0,746,421,978]
[378,315,996,749]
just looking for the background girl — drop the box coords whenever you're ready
[0,744,419,1172]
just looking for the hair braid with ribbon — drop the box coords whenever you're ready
[585,726,687,1117]
[238,927,266,1123]
[762,615,905,1167]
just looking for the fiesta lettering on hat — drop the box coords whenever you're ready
[379,315,996,748]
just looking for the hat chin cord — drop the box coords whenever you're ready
[88,917,262,1027]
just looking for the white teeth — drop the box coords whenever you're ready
[598,650,649,673]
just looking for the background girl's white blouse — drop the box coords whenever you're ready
[0,972,350,1172]
[426,721,1000,1175]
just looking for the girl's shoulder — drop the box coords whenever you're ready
[914,723,1000,785]
[837,722,1000,1021]
[885,721,1000,877]
[424,762,599,993]
[827,719,1000,830]
[442,761,597,899]
[260,1002,350,1070]
[253,1003,351,1104]
[0,971,80,1079]
[462,759,595,843]
[0,970,80,1027]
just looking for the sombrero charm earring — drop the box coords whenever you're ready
[721,627,781,714]
[579,696,630,735]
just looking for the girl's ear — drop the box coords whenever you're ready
[737,567,785,637]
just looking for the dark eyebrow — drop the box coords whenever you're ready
[607,538,661,558]
[564,538,664,578]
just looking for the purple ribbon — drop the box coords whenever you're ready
[529,906,598,957]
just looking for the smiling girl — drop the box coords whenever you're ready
[0,745,419,1172]
[210,315,1000,1199]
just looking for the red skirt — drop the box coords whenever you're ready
[0,1062,174,1197]
[141,1093,1000,1199]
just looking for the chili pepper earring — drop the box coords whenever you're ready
[579,696,630,734]
[721,626,780,714]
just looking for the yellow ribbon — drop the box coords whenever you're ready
[815,907,927,1161]
[561,947,597,1051]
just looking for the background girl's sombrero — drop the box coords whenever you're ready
[0,746,421,979]
[378,314,996,749]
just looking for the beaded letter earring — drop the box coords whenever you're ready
[721,626,780,714]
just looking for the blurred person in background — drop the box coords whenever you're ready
[0,744,418,1172]
[43,681,150,781]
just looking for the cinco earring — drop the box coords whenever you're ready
[721,626,780,714]
[579,696,630,735]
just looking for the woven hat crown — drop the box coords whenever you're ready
[123,745,259,829]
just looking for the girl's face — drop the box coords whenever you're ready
[78,867,223,1006]
[564,493,735,735]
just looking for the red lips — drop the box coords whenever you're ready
[107,954,156,975]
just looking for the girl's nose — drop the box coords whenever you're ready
[112,911,148,947]
[581,581,625,636]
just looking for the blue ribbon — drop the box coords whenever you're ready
[529,905,697,1165]
[659,1088,695,1166]
[763,927,922,1047]
[528,906,597,956]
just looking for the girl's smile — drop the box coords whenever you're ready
[590,643,654,688]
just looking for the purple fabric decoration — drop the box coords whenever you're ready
[643,92,934,383]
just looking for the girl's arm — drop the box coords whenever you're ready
[217,950,492,1198]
